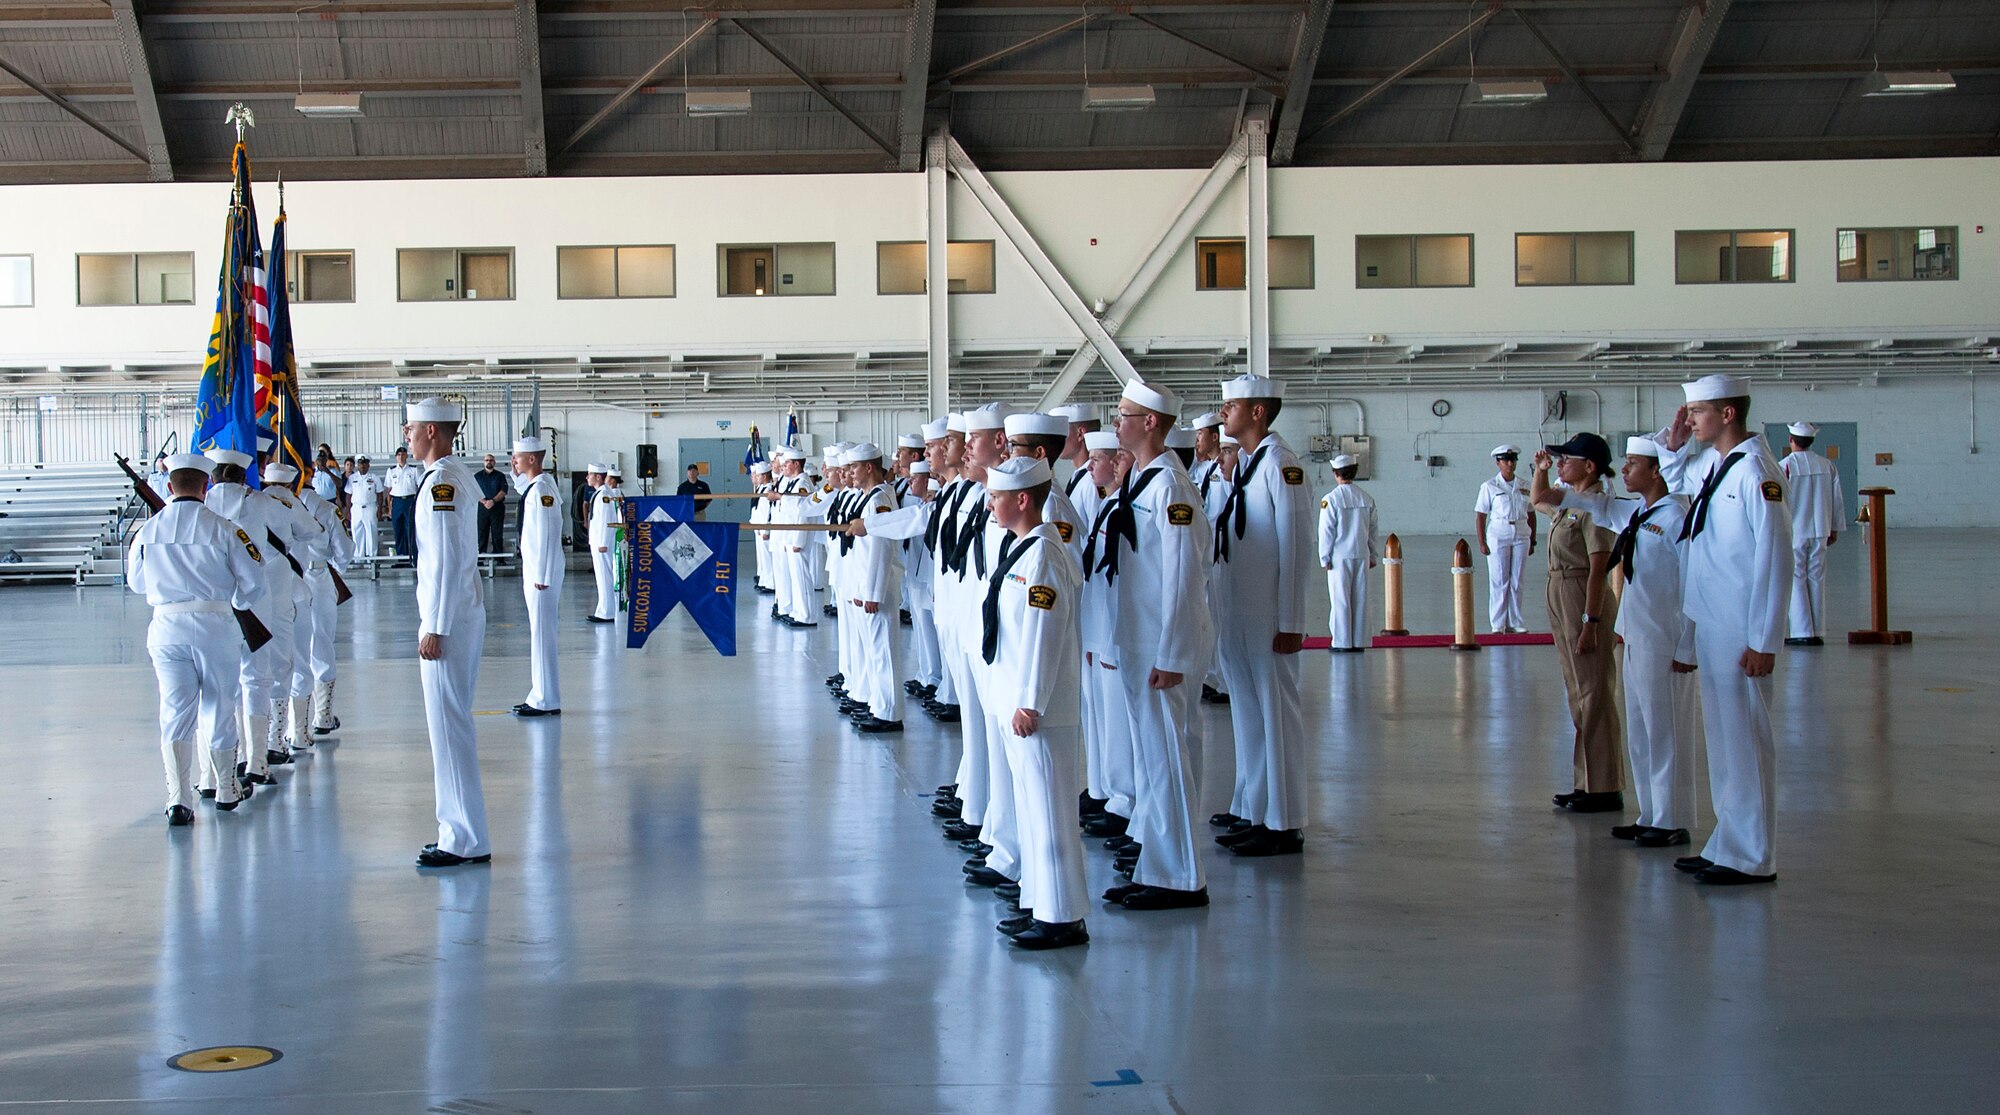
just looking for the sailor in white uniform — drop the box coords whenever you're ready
[837,443,906,733]
[405,397,492,868]
[980,456,1091,950]
[1655,373,1792,885]
[202,446,294,787]
[345,457,384,559]
[901,460,942,700]
[295,463,350,734]
[261,461,327,758]
[587,465,623,623]
[127,453,266,823]
[1536,437,1703,848]
[1077,431,1134,832]
[748,461,776,596]
[511,436,564,716]
[1003,412,1088,562]
[1476,446,1536,632]
[1317,453,1381,652]
[771,447,821,628]
[1779,421,1843,645]
[952,405,1021,889]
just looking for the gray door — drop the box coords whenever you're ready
[1766,421,1858,524]
[675,437,757,524]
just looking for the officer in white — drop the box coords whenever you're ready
[1317,454,1381,652]
[385,448,424,564]
[838,444,906,732]
[772,447,821,627]
[748,460,776,596]
[346,457,384,558]
[1779,422,1843,646]
[1102,380,1214,909]
[405,397,492,868]
[1209,374,1316,858]
[296,462,351,735]
[511,435,563,716]
[261,461,326,758]
[146,454,173,501]
[1534,437,1702,848]
[981,456,1091,950]
[1655,373,1791,885]
[203,446,293,786]
[1476,446,1537,633]
[128,453,266,823]
[587,465,624,624]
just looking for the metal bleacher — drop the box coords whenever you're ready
[0,463,136,586]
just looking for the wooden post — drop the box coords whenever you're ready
[1380,533,1408,636]
[1450,539,1480,651]
[1848,486,1913,645]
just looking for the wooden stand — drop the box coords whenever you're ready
[1449,538,1480,651]
[1848,486,1913,646]
[1379,533,1409,636]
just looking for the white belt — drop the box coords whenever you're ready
[309,562,328,571]
[156,599,232,616]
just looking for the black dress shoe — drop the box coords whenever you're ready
[416,847,492,868]
[1693,865,1777,886]
[1103,882,1145,903]
[1229,828,1304,857]
[997,913,1037,936]
[1209,812,1245,828]
[1784,636,1824,647]
[929,706,960,723]
[243,770,279,786]
[855,717,904,734]
[214,786,248,811]
[942,821,982,841]
[825,673,845,687]
[1636,827,1691,847]
[1119,885,1209,910]
[900,609,912,626]
[937,783,958,796]
[199,788,216,800]
[788,620,819,629]
[959,839,992,854]
[313,717,340,735]
[166,805,194,826]
[1560,791,1625,814]
[1011,920,1089,950]
[904,680,924,696]
[1674,855,1713,874]
[1200,685,1230,704]
[839,700,868,715]
[515,705,560,717]
[964,865,1012,887]
[1216,824,1269,848]
[963,855,988,870]
[931,799,963,818]
[822,605,838,617]
[1551,790,1583,808]
[994,881,1021,900]
[587,615,614,624]
[1610,823,1648,840]
[1104,834,1136,851]
[1081,813,1129,838]
[266,748,294,766]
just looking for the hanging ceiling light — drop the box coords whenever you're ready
[1863,70,1956,96]
[1463,79,1548,107]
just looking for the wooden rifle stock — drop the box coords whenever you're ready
[114,453,166,515]
[233,608,274,652]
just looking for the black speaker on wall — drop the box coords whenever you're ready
[637,444,660,479]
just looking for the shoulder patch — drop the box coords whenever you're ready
[540,493,556,507]
[234,528,263,562]
[1166,503,1195,526]
[1055,521,1074,543]
[1320,499,1329,509]
[431,483,455,502]
[600,495,612,505]
[1027,584,1057,611]
[876,504,892,514]
[1282,466,1305,486]
[1761,480,1783,502]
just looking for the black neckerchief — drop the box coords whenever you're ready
[1102,466,1166,585]
[1065,467,1092,499]
[952,501,993,580]
[932,478,972,556]
[1680,450,1747,542]
[1199,461,1217,501]
[1610,499,1665,583]
[981,533,1041,664]
[835,488,868,555]
[1214,443,1270,562]
[1081,495,1121,582]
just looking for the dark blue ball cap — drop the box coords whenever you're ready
[1548,432,1612,472]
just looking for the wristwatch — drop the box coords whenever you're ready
[1581,614,1600,624]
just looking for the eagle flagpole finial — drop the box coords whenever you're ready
[224,103,256,144]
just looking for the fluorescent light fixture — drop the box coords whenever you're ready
[1863,70,1956,96]
[294,92,363,118]
[1464,79,1547,107]
[1082,84,1156,112]
[686,90,752,117]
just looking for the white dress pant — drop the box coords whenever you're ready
[523,577,562,711]
[855,594,904,722]
[423,604,490,858]
[786,546,820,624]
[149,615,244,809]
[351,515,378,559]
[1120,666,1206,893]
[1217,622,1309,832]
[288,583,316,699]
[1086,661,1136,817]
[1788,538,1828,639]
[590,547,617,620]
[1693,621,1777,876]
[1486,539,1528,631]
[306,568,338,687]
[942,635,989,817]
[910,603,941,687]
[1623,640,1702,831]
[1326,560,1369,649]
[1004,722,1090,924]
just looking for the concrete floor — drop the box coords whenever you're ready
[1,532,1996,1113]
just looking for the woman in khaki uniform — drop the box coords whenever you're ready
[1533,434,1624,813]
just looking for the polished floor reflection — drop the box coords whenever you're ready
[2,532,1996,1112]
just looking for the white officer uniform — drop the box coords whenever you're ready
[1477,448,1534,632]
[1556,439,1702,837]
[296,472,351,732]
[588,468,624,621]
[1107,382,1214,896]
[146,463,173,502]
[1317,455,1382,651]
[127,456,266,814]
[515,437,564,713]
[843,445,906,724]
[901,460,942,692]
[410,398,491,860]
[203,448,295,781]
[1210,376,1317,839]
[346,466,384,557]
[982,458,1091,929]
[385,457,423,557]
[262,464,326,754]
[1779,422,1843,641]
[748,462,776,592]
[773,450,822,625]
[1077,431,1133,819]
[1654,374,1792,879]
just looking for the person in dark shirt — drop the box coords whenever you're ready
[676,465,713,519]
[475,453,508,554]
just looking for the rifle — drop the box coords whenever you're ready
[115,452,273,652]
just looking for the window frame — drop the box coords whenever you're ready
[1512,231,1635,288]
[1354,233,1475,290]
[0,254,31,308]
[874,239,998,296]
[557,244,678,300]
[1835,226,1958,283]
[716,241,837,298]
[396,247,516,302]
[1673,228,1796,285]
[1192,236,1316,292]
[75,250,197,306]
[285,249,357,304]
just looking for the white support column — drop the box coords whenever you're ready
[1246,109,1271,380]
[925,132,950,416]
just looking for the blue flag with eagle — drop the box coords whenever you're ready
[191,143,264,485]
[266,205,311,478]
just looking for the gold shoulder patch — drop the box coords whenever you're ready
[235,528,263,562]
[431,483,455,502]
[1166,503,1195,526]
[540,493,556,507]
[1282,466,1305,486]
[600,495,612,505]
[876,504,892,514]
[1320,499,1329,509]
[1761,480,1783,502]
[1055,521,1074,543]
[1028,585,1057,610]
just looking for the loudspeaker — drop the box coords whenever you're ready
[637,444,660,479]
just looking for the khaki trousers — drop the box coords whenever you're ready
[1547,570,1624,793]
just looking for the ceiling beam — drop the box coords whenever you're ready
[1511,6,1636,156]
[933,13,1092,85]
[0,50,154,165]
[553,15,715,160]
[896,0,936,170]
[515,0,548,175]
[1296,3,1497,149]
[731,17,899,159]
[1121,12,1286,84]
[1632,0,1733,161]
[104,0,172,181]
[1270,0,1334,166]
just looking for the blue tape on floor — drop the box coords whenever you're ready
[1091,1069,1142,1087]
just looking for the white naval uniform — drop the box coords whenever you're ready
[1317,481,1381,650]
[1656,432,1791,876]
[1558,489,1703,833]
[1476,472,1534,631]
[1108,453,1214,893]
[899,488,942,690]
[749,481,775,591]
[346,471,384,557]
[1211,435,1316,834]
[845,482,905,723]
[298,487,350,728]
[1078,479,1133,817]
[205,481,296,777]
[146,469,173,502]
[127,497,266,809]
[983,523,1090,924]
[940,478,1008,868]
[1779,449,1843,640]
[268,485,327,750]
[1194,457,1231,696]
[783,475,829,625]
[518,472,565,712]
[588,483,623,621]
[415,455,490,858]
